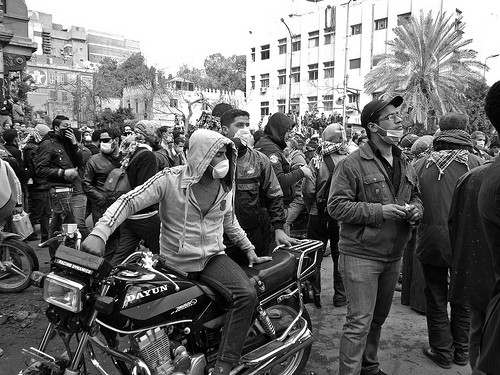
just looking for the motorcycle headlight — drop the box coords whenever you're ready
[43,274,85,313]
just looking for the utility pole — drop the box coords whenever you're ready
[342,0,352,129]
[281,18,293,115]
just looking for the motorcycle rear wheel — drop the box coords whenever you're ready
[252,297,312,375]
[0,238,38,293]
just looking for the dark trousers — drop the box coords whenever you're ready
[48,190,75,260]
[421,263,470,362]
[110,214,160,266]
[28,189,51,240]
[306,214,345,298]
[91,204,120,262]
[191,254,258,363]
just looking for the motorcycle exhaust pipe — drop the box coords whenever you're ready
[244,332,314,375]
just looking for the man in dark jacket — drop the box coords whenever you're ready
[83,128,122,261]
[477,80,500,375]
[414,113,483,369]
[108,120,160,265]
[23,124,52,245]
[35,115,85,260]
[220,109,293,259]
[328,96,423,375]
[254,112,312,208]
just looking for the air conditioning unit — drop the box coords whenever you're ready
[260,87,267,93]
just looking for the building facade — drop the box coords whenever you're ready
[245,0,463,126]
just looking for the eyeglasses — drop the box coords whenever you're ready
[375,113,401,123]
[100,138,112,143]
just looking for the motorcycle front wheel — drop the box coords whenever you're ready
[250,297,312,375]
[0,238,39,293]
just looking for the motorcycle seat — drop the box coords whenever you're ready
[241,251,297,297]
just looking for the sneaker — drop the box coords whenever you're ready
[333,296,347,307]
[454,350,469,366]
[26,233,40,241]
[422,344,452,369]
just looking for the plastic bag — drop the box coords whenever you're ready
[11,211,33,239]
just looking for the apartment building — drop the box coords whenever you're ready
[245,0,465,125]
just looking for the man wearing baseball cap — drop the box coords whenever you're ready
[327,96,423,375]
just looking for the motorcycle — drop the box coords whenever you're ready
[0,230,39,293]
[20,239,322,375]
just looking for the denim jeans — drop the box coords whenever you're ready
[193,254,258,363]
[421,263,469,362]
[110,215,160,266]
[28,189,51,240]
[307,215,345,299]
[286,196,306,225]
[338,253,401,375]
[72,194,90,240]
[49,190,75,260]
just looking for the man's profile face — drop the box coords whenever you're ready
[227,116,250,139]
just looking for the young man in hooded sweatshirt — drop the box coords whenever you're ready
[82,129,271,375]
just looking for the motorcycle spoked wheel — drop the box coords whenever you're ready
[247,297,312,375]
[0,238,39,293]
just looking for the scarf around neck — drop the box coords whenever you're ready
[426,149,470,180]
[312,141,349,169]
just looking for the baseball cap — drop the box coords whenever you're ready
[361,96,403,128]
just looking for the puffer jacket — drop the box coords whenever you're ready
[91,129,254,272]
[328,143,423,261]
[83,152,122,207]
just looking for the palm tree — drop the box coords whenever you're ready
[364,10,484,130]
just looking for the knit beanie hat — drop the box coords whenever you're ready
[35,124,51,137]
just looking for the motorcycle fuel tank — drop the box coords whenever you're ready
[107,268,213,326]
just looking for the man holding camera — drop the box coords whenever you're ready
[35,115,85,261]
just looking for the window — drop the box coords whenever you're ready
[324,30,334,45]
[277,99,286,114]
[261,44,270,60]
[308,96,318,112]
[292,36,301,52]
[308,64,318,81]
[375,18,388,30]
[348,93,359,104]
[398,12,411,26]
[135,100,139,113]
[350,58,361,69]
[260,73,269,88]
[308,31,319,48]
[290,98,300,113]
[170,99,178,108]
[62,92,68,102]
[323,95,334,112]
[278,69,286,85]
[278,38,287,55]
[324,61,334,78]
[351,24,362,35]
[291,67,300,83]
[251,47,255,62]
[372,56,383,67]
[251,75,255,90]
[261,101,270,117]
[49,72,56,84]
[49,90,57,100]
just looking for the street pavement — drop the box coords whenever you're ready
[301,255,472,375]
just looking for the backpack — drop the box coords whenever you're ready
[315,155,336,230]
[103,149,148,204]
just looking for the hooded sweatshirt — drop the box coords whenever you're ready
[92,129,254,272]
[255,113,305,205]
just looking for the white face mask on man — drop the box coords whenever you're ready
[100,142,115,154]
[210,159,229,179]
[372,124,404,145]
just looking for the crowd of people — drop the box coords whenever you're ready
[1,83,500,375]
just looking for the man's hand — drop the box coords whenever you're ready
[81,234,106,257]
[300,165,314,181]
[404,204,421,222]
[381,204,408,220]
[64,129,77,145]
[64,168,78,182]
[275,228,299,247]
[246,249,272,268]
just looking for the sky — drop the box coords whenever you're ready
[25,0,500,84]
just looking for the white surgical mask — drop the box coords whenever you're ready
[476,140,485,148]
[84,135,91,142]
[100,142,114,154]
[210,159,229,179]
[373,124,404,145]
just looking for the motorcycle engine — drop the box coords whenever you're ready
[129,327,193,375]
